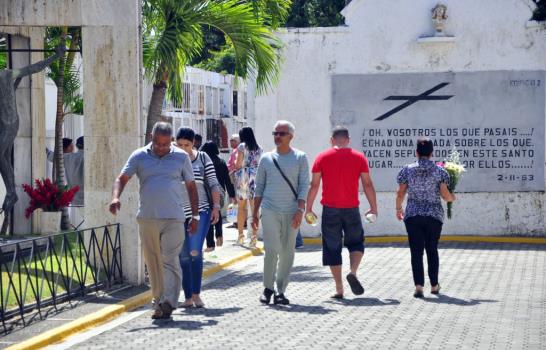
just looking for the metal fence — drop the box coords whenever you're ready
[0,224,123,334]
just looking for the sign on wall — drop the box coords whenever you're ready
[331,71,545,192]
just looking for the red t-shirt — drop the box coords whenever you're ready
[312,148,369,208]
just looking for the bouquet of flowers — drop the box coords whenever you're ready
[437,148,466,219]
[22,178,79,218]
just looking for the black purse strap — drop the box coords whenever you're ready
[272,157,298,200]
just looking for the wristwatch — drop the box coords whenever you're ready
[192,215,200,221]
[297,207,305,213]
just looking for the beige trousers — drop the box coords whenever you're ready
[137,218,185,309]
[261,207,298,294]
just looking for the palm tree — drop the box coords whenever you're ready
[45,27,82,230]
[143,0,290,142]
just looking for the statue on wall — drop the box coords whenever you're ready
[431,3,448,37]
[0,44,65,234]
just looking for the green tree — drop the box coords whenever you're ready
[143,0,288,142]
[45,27,82,230]
[286,0,347,27]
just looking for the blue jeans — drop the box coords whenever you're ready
[295,230,303,248]
[179,210,211,299]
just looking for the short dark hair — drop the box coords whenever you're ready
[176,127,195,142]
[194,134,203,142]
[76,136,84,150]
[201,141,219,158]
[332,125,349,139]
[62,138,73,149]
[416,138,433,157]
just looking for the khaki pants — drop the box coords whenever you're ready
[137,219,185,309]
[261,207,297,294]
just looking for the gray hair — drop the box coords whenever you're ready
[274,120,296,135]
[152,122,173,137]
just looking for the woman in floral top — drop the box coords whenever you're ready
[235,127,263,247]
[396,138,455,298]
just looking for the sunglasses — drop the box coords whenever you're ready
[272,131,289,137]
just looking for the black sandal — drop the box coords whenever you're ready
[260,288,275,304]
[346,273,364,295]
[431,284,441,295]
[331,293,344,300]
[274,293,290,305]
[413,290,424,298]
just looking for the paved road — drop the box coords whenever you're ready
[62,242,546,349]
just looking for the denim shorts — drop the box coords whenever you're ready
[321,206,365,266]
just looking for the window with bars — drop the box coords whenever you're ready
[198,85,204,115]
[232,90,238,117]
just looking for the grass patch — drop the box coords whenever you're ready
[1,233,110,310]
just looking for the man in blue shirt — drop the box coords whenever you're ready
[109,122,199,319]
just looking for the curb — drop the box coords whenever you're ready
[6,247,264,350]
[303,235,546,245]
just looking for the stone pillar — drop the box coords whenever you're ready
[82,20,143,283]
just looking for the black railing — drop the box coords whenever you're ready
[0,224,123,334]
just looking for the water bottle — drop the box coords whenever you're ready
[365,213,377,223]
[227,204,238,223]
[305,212,318,227]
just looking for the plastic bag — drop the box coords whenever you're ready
[226,204,238,223]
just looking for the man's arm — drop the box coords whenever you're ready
[109,174,131,214]
[360,172,378,215]
[305,172,322,213]
[45,148,54,162]
[251,158,267,231]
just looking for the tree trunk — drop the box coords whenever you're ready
[53,28,70,231]
[145,81,167,143]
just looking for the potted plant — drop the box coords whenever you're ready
[22,178,79,234]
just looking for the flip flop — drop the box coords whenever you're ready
[346,273,364,295]
[331,293,344,300]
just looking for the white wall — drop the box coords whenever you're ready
[255,0,546,236]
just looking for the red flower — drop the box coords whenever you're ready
[22,178,80,218]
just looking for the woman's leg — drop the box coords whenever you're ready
[237,199,248,244]
[248,199,258,239]
[424,218,443,288]
[189,211,211,306]
[179,228,193,303]
[215,216,223,246]
[404,217,426,288]
[205,221,215,250]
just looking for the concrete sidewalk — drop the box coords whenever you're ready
[0,223,262,350]
[44,241,546,349]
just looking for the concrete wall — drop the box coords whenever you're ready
[0,0,144,283]
[254,0,546,236]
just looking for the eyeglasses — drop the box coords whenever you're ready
[272,131,289,137]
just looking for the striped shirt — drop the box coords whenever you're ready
[254,148,310,214]
[181,151,221,217]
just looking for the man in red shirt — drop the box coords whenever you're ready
[306,126,378,299]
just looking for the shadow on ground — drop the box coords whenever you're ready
[422,294,498,306]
